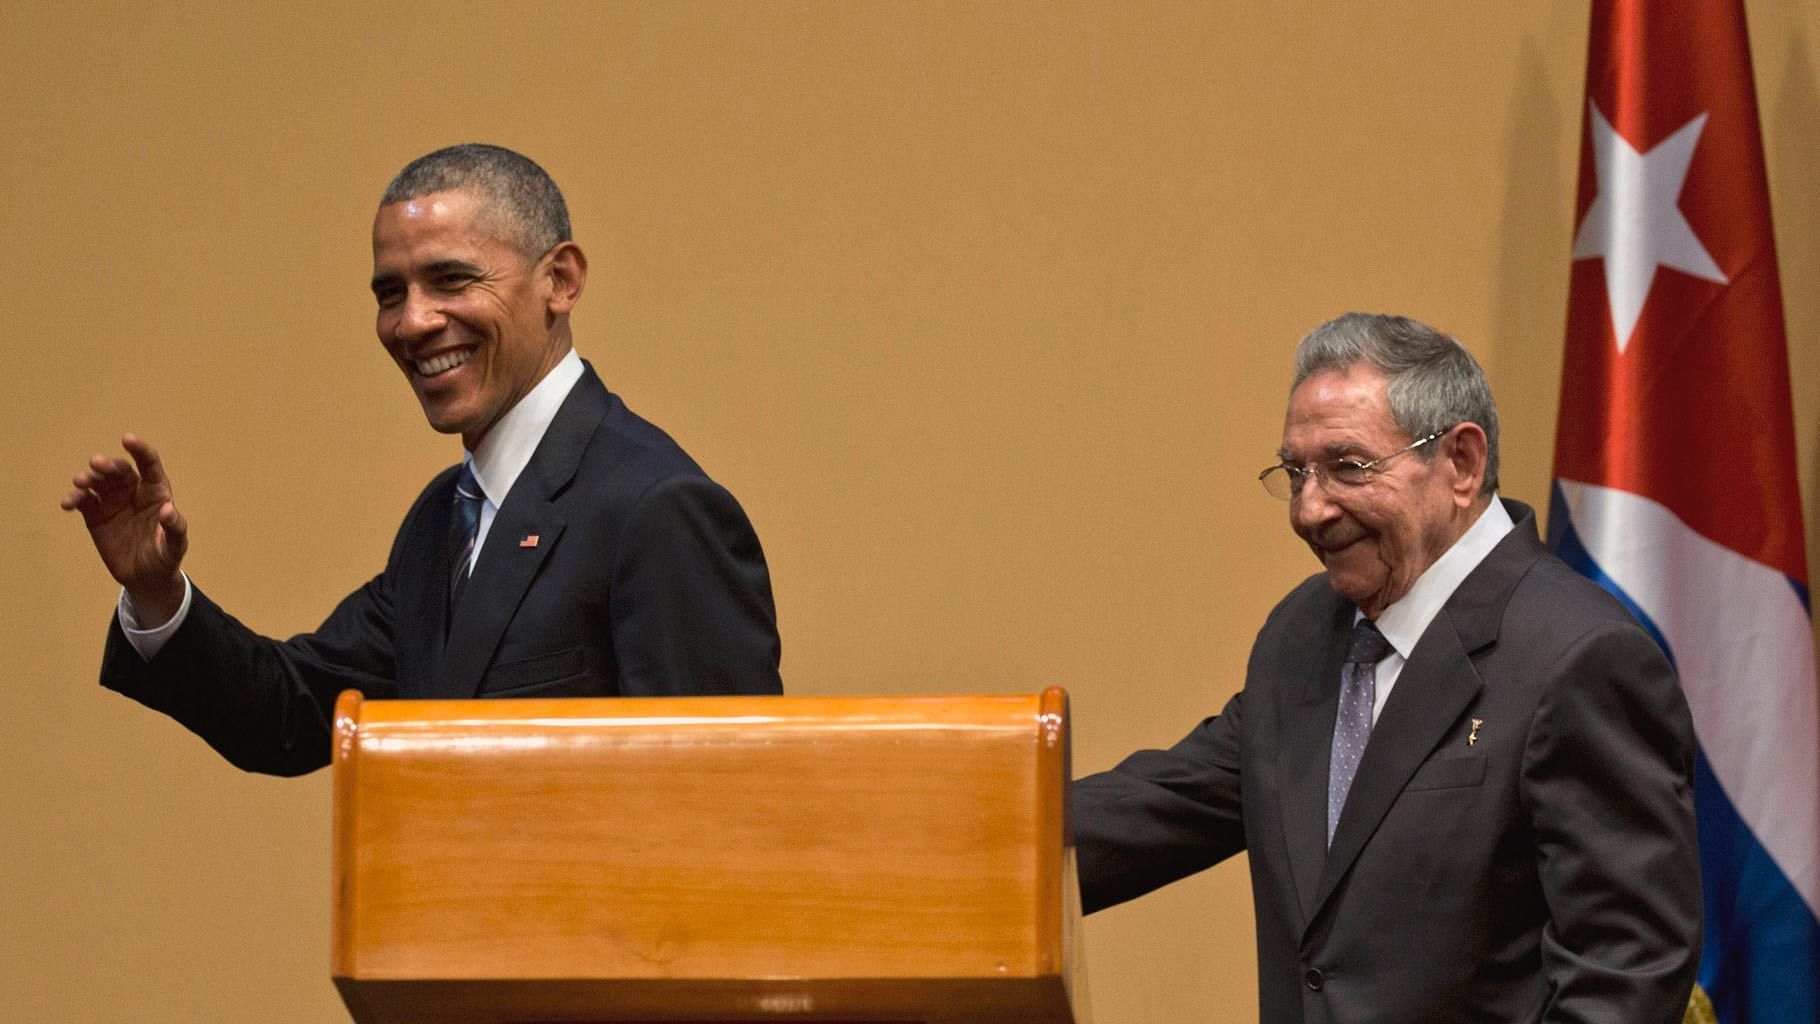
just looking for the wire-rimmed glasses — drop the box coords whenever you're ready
[1258,428,1451,500]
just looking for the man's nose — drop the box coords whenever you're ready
[394,289,447,342]
[1291,474,1341,531]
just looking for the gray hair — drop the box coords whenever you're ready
[380,143,571,261]
[1291,312,1500,495]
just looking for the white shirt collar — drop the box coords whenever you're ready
[1370,497,1516,658]
[466,348,585,507]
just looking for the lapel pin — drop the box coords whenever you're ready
[1468,718,1484,746]
[519,533,540,548]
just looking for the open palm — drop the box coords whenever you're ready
[61,434,188,616]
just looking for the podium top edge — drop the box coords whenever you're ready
[335,689,1070,730]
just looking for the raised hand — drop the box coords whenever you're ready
[61,434,189,626]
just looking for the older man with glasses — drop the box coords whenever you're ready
[1073,312,1701,1024]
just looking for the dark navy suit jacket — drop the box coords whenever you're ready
[101,363,783,775]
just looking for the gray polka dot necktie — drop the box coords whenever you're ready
[448,462,483,613]
[1328,618,1392,847]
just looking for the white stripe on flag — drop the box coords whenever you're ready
[1558,477,1819,918]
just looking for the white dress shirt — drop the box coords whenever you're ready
[118,349,586,660]
[1360,497,1515,723]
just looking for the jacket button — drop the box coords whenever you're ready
[1304,967,1325,991]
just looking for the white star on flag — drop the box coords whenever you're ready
[1571,101,1728,352]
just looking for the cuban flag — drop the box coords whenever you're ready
[1547,1,1820,1020]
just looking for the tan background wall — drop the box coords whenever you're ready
[5,2,1818,1021]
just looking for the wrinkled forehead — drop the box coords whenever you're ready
[1280,365,1400,455]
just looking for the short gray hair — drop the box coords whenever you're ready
[380,143,571,261]
[1291,312,1499,495]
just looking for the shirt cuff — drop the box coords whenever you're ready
[117,574,193,661]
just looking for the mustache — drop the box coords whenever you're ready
[1306,524,1366,551]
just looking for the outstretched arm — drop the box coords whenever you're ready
[1072,692,1248,913]
[74,434,414,775]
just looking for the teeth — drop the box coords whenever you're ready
[414,350,472,376]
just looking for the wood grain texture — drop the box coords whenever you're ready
[331,689,1083,1023]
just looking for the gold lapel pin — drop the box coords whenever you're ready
[1468,718,1484,746]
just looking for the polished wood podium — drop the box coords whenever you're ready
[330,689,1087,1024]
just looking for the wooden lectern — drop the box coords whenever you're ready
[330,689,1088,1024]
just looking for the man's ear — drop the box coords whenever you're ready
[1445,422,1489,506]
[543,241,587,315]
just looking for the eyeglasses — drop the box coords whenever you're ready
[1258,428,1451,500]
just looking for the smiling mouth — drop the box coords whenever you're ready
[1313,532,1365,557]
[413,349,473,377]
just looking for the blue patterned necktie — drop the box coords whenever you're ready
[448,462,483,611]
[1328,618,1392,847]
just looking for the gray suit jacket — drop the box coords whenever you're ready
[1073,500,1700,1024]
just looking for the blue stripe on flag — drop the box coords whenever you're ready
[1550,483,1820,1024]
[1693,750,1820,1023]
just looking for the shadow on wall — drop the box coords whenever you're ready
[1489,37,1566,518]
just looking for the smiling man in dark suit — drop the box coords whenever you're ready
[1074,313,1700,1023]
[62,144,782,775]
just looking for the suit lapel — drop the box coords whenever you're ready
[431,365,611,698]
[1278,598,1354,926]
[1303,499,1546,929]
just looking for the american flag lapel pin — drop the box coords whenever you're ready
[519,533,540,548]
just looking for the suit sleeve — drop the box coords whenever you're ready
[96,494,431,777]
[608,474,783,696]
[99,580,400,776]
[1072,691,1248,913]
[1524,622,1702,1024]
